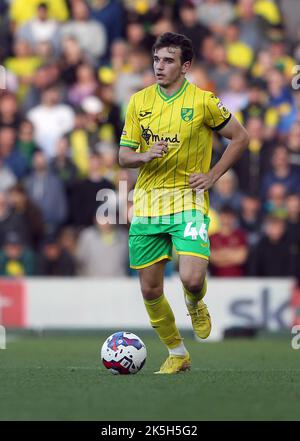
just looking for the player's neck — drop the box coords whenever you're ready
[159,77,186,97]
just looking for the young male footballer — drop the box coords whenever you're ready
[119,33,249,374]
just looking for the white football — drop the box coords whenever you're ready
[101,331,147,375]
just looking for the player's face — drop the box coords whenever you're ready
[153,47,189,88]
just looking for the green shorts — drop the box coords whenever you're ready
[129,210,210,269]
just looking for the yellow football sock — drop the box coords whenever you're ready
[183,278,207,305]
[144,294,182,349]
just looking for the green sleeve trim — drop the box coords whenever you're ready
[120,143,139,149]
[120,138,139,146]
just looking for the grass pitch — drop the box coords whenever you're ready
[0,332,299,421]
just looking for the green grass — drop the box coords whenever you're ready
[0,332,300,421]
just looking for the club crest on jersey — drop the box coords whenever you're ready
[181,108,194,122]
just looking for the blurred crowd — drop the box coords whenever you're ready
[0,0,300,279]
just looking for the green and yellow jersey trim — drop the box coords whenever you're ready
[157,79,189,104]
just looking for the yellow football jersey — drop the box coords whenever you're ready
[120,79,231,217]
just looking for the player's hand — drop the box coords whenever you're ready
[189,172,216,191]
[142,141,168,163]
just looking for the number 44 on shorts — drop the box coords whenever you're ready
[184,222,208,242]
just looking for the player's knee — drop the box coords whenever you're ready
[182,277,205,294]
[141,284,163,300]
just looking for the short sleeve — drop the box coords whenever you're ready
[204,92,232,131]
[120,95,140,150]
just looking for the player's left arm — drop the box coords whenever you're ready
[189,115,249,191]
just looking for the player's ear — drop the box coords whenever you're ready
[182,61,191,74]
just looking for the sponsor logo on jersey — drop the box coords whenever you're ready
[141,125,180,146]
[139,111,152,118]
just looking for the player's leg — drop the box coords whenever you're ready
[179,254,211,339]
[138,260,191,373]
[171,211,211,338]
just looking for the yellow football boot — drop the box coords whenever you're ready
[186,299,211,339]
[155,353,191,374]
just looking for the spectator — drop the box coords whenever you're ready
[25,150,68,234]
[251,48,274,80]
[50,136,78,191]
[0,93,21,128]
[9,0,68,27]
[109,39,132,77]
[220,71,248,113]
[27,85,75,158]
[67,63,98,107]
[60,0,107,62]
[264,183,288,218]
[224,21,254,70]
[269,36,296,81]
[22,63,61,112]
[90,0,124,60]
[248,215,293,276]
[266,68,297,136]
[4,39,42,101]
[96,82,122,143]
[0,126,28,179]
[66,109,90,177]
[235,117,272,193]
[70,151,115,227]
[80,95,105,148]
[287,122,300,169]
[37,234,76,276]
[16,119,38,168]
[59,36,86,86]
[239,194,262,246]
[114,48,151,105]
[177,2,210,59]
[197,0,235,36]
[210,169,242,212]
[76,214,128,276]
[17,2,60,53]
[58,226,78,259]
[96,141,118,185]
[0,159,17,192]
[210,206,248,277]
[208,43,236,94]
[236,80,278,140]
[286,192,300,242]
[236,0,269,51]
[0,231,35,276]
[286,192,300,278]
[50,136,78,219]
[0,191,25,248]
[8,183,44,250]
[125,21,155,53]
[261,145,300,199]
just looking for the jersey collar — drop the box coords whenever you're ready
[157,78,189,104]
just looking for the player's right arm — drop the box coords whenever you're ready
[119,142,168,168]
[118,94,168,168]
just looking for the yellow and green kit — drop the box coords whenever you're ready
[120,79,231,269]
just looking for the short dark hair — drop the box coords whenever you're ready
[219,205,237,217]
[152,32,194,64]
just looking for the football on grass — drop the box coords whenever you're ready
[101,331,147,374]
